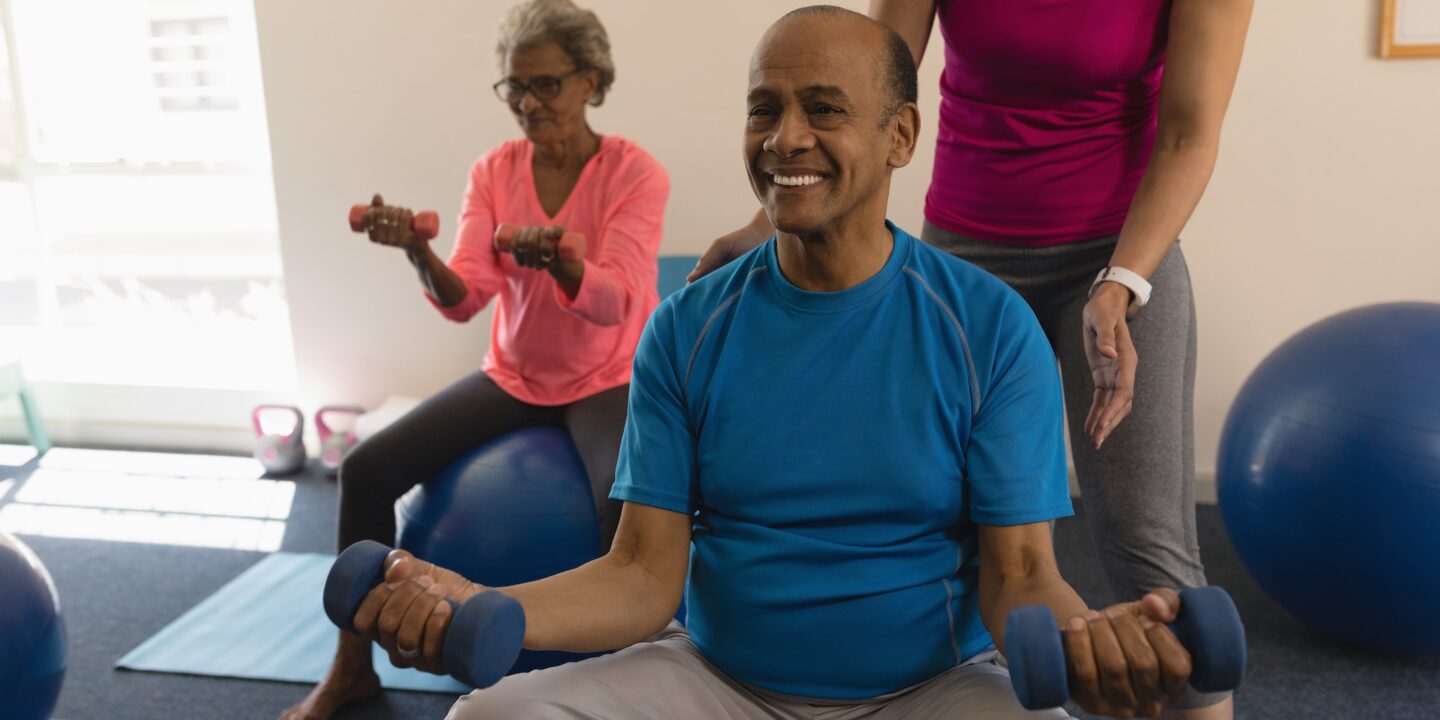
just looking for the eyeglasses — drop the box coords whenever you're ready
[493,70,583,104]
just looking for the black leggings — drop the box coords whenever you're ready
[337,371,629,554]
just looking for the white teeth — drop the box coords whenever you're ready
[771,174,823,187]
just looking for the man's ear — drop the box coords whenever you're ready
[888,102,920,169]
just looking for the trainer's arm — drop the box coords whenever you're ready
[499,501,691,652]
[868,0,939,66]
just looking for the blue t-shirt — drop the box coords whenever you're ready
[610,222,1072,699]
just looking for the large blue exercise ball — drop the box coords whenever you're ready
[1218,302,1440,655]
[0,530,67,719]
[396,426,604,674]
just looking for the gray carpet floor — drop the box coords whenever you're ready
[2,450,1437,720]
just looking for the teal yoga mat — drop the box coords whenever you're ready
[116,552,469,694]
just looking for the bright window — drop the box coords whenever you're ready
[0,0,294,392]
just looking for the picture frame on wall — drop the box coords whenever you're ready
[1381,0,1440,57]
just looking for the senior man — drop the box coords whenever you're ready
[357,7,1197,719]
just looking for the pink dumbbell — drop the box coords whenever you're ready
[348,204,440,241]
[493,224,586,262]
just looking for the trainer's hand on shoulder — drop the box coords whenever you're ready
[688,217,773,283]
[1062,588,1191,718]
[351,550,483,674]
[1082,282,1138,449]
[364,193,429,251]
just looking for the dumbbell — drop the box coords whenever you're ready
[251,404,306,476]
[348,204,441,241]
[323,540,526,688]
[1005,586,1246,711]
[493,223,586,262]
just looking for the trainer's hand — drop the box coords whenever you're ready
[363,193,430,251]
[1063,589,1191,719]
[505,225,569,271]
[687,219,772,283]
[1082,282,1138,449]
[352,550,482,674]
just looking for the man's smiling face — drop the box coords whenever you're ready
[744,13,906,237]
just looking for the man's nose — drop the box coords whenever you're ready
[763,109,816,157]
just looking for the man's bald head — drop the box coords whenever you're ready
[743,5,921,239]
[766,5,917,122]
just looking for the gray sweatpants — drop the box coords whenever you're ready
[922,223,1223,710]
[445,622,1074,719]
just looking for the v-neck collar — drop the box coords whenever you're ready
[524,134,609,224]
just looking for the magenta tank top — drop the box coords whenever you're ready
[927,0,1172,246]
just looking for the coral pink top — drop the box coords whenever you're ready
[927,0,1172,246]
[429,135,668,405]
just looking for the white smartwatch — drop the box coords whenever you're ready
[1089,266,1152,316]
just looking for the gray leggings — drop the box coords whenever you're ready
[922,223,1222,711]
[337,372,628,555]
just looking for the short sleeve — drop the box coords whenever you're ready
[610,302,697,514]
[964,300,1073,526]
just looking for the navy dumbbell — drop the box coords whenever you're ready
[323,540,526,688]
[1005,586,1246,710]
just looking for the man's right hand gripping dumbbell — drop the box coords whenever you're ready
[324,540,526,687]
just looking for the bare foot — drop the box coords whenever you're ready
[279,662,381,720]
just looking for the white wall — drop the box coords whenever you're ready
[1184,2,1440,471]
[245,0,1440,483]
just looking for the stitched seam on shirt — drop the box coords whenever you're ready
[942,577,962,664]
[684,266,769,392]
[902,267,982,417]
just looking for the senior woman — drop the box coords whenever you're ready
[691,2,1252,718]
[280,2,667,718]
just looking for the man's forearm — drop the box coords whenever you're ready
[980,568,1090,656]
[497,551,683,653]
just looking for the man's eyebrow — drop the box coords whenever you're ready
[746,85,854,105]
[746,87,778,104]
[799,85,852,104]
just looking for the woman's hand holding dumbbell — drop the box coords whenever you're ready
[494,224,585,270]
[350,193,440,251]
[494,224,587,299]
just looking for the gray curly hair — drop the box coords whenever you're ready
[497,0,615,107]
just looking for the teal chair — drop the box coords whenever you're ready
[658,256,700,299]
[0,357,51,455]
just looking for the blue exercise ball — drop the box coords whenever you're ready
[396,426,604,674]
[1218,302,1440,655]
[0,531,66,719]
